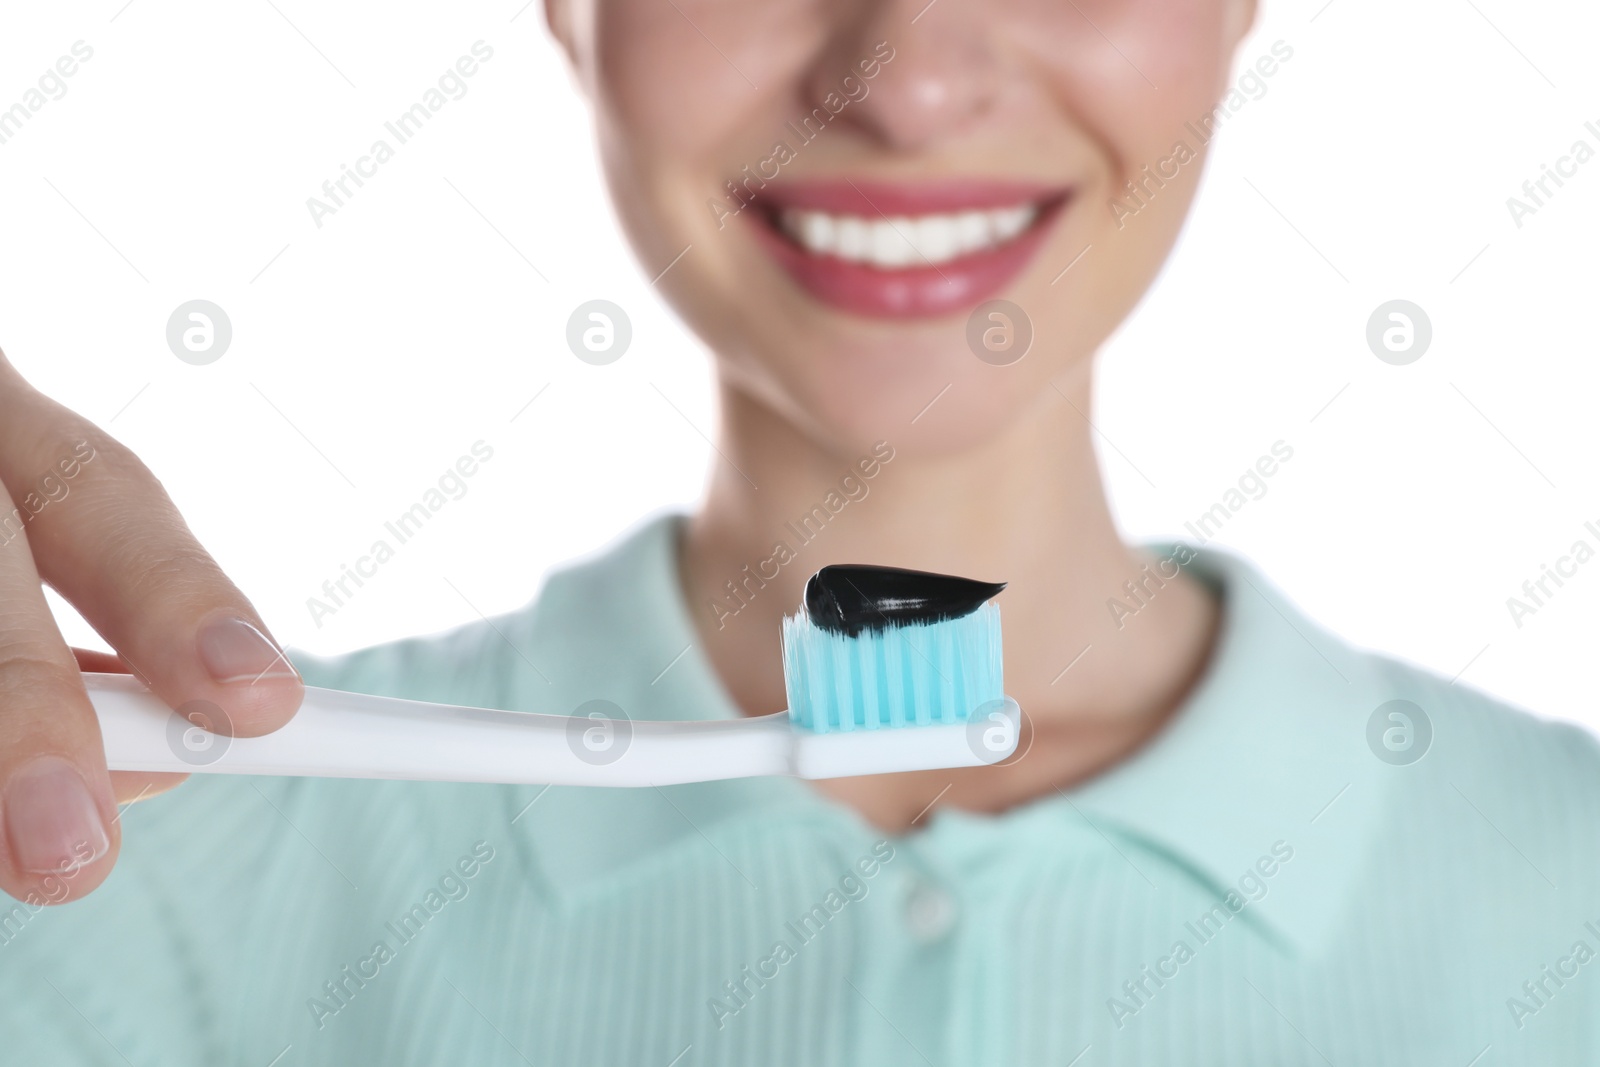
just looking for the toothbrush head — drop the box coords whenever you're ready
[782,564,1007,735]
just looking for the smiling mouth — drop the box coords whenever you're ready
[772,202,1046,269]
[747,182,1070,319]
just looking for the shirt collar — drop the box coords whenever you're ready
[1067,544,1394,957]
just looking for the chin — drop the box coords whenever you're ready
[738,340,1048,461]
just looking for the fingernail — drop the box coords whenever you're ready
[197,616,299,685]
[4,756,111,875]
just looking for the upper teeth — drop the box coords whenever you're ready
[779,204,1039,267]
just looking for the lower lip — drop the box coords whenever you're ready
[749,199,1066,320]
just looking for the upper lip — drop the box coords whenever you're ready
[752,179,1070,216]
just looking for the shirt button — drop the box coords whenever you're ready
[904,881,957,942]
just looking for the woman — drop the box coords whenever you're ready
[2,0,1595,1062]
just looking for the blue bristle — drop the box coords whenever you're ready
[781,603,1003,733]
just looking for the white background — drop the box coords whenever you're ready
[0,1,1595,727]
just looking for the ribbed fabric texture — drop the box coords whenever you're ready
[6,515,1599,1065]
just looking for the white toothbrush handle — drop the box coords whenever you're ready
[85,673,1019,786]
[87,672,794,786]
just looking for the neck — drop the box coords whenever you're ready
[680,362,1219,763]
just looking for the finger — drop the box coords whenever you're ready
[0,481,118,903]
[107,771,188,805]
[0,361,304,738]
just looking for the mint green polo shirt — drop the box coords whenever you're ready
[6,513,1599,1064]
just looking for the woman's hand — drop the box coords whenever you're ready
[0,351,303,904]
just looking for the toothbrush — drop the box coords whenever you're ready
[88,565,1020,786]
